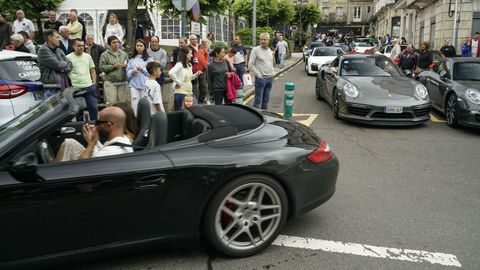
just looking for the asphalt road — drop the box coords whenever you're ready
[72,59,480,270]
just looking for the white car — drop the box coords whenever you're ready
[0,50,42,126]
[375,44,407,58]
[353,41,375,54]
[306,47,344,76]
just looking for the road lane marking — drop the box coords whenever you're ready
[272,235,462,268]
[243,94,254,105]
[292,113,318,127]
[430,113,447,123]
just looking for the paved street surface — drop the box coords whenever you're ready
[72,54,480,270]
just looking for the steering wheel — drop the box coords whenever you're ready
[36,139,56,164]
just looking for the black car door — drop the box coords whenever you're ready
[325,58,340,104]
[426,61,449,109]
[0,151,173,263]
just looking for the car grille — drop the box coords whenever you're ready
[347,106,370,117]
[413,107,431,117]
[371,112,414,119]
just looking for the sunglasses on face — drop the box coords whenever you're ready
[94,120,111,126]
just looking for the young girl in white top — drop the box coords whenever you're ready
[169,46,202,110]
[127,39,153,115]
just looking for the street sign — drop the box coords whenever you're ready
[191,22,200,35]
[172,0,197,11]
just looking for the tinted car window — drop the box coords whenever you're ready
[0,60,41,81]
[309,43,324,49]
[356,42,373,47]
[453,62,480,81]
[341,57,402,77]
[313,48,338,56]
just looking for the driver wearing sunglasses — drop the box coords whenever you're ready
[56,106,133,161]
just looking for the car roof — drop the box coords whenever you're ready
[341,54,387,60]
[0,50,37,61]
[448,57,480,63]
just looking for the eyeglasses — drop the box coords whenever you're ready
[95,120,111,125]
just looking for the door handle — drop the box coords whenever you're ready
[135,175,166,189]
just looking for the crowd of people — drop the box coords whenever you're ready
[1,9,281,116]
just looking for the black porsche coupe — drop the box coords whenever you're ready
[0,88,339,269]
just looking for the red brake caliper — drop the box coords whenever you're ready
[222,201,234,227]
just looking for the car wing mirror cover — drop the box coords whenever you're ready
[7,153,45,183]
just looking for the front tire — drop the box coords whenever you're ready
[332,88,340,119]
[445,93,459,128]
[203,174,288,257]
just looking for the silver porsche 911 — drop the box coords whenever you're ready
[315,54,431,126]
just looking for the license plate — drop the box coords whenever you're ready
[384,107,403,113]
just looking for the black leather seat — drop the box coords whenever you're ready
[133,98,152,148]
[147,111,168,148]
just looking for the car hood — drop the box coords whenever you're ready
[456,80,480,90]
[345,77,417,100]
[310,56,337,64]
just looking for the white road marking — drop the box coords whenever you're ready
[272,235,462,268]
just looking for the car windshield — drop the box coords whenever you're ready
[0,60,41,81]
[313,48,338,56]
[356,42,373,47]
[340,57,402,77]
[309,43,324,49]
[0,97,59,149]
[453,62,480,81]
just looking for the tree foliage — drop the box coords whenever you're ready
[294,3,321,31]
[235,26,274,47]
[232,0,294,27]
[0,0,64,42]
[156,0,230,23]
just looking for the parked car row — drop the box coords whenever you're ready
[313,53,480,129]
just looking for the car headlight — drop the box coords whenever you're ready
[465,89,480,104]
[344,83,359,98]
[415,84,428,99]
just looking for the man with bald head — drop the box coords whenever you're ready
[57,106,133,161]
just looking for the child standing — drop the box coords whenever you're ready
[182,94,194,110]
[144,62,165,114]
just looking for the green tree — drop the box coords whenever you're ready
[271,0,295,25]
[0,0,64,42]
[293,3,321,31]
[232,0,280,27]
[156,0,229,24]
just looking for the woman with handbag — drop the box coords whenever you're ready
[207,47,234,105]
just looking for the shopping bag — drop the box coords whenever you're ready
[243,74,253,86]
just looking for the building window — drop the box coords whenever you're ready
[336,7,343,20]
[223,17,228,43]
[58,13,69,24]
[208,16,215,39]
[430,18,436,49]
[322,7,329,20]
[353,7,361,22]
[79,13,94,36]
[367,6,371,15]
[161,14,181,40]
[215,16,222,43]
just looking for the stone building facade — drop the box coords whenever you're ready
[316,0,373,35]
[372,0,480,51]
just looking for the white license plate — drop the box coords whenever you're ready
[384,107,403,113]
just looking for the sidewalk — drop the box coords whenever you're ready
[243,52,303,101]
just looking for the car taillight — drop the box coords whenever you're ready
[0,85,28,99]
[307,139,333,164]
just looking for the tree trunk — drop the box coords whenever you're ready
[127,0,139,52]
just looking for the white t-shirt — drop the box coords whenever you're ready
[93,135,133,157]
[13,18,35,35]
[276,40,288,54]
[144,79,164,114]
[472,39,479,57]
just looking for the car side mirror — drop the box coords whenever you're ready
[7,153,45,183]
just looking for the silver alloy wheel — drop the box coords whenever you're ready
[446,94,457,127]
[214,182,282,252]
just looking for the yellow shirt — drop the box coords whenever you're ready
[67,21,83,39]
[175,67,193,95]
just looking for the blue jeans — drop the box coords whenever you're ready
[234,62,245,83]
[278,52,286,68]
[253,76,273,110]
[76,84,98,121]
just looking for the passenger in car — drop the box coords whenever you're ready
[56,106,133,161]
[112,103,138,141]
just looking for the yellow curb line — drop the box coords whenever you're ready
[430,113,446,123]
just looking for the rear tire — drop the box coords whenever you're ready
[203,174,288,257]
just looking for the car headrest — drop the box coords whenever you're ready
[146,111,168,149]
[133,98,152,147]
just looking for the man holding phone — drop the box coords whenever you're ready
[67,38,98,121]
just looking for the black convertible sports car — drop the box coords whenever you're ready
[417,56,480,128]
[315,54,431,126]
[0,88,339,269]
